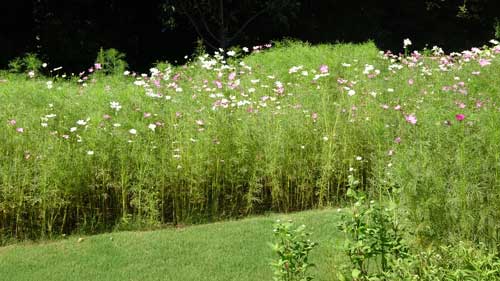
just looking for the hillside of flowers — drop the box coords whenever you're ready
[1,40,500,243]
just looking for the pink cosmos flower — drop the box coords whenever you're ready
[337,78,347,84]
[94,63,102,70]
[394,105,401,111]
[405,114,417,125]
[479,59,491,67]
[175,112,182,118]
[458,102,466,109]
[408,79,414,85]
[319,65,329,74]
[228,72,236,81]
[455,114,465,121]
[143,112,152,118]
[103,114,111,120]
[394,137,401,144]
[8,119,16,126]
[16,127,24,133]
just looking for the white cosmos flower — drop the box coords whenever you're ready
[134,80,145,86]
[148,124,156,131]
[403,38,412,48]
[70,127,77,132]
[110,101,122,111]
[87,151,94,155]
[227,50,236,56]
[76,120,87,126]
[129,129,137,135]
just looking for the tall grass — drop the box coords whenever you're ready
[1,40,500,245]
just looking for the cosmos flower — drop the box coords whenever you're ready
[403,38,412,48]
[319,65,329,74]
[405,114,417,125]
[479,59,491,67]
[76,120,87,126]
[110,101,122,111]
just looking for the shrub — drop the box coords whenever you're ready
[271,220,318,281]
[95,48,128,75]
[337,188,408,280]
[8,53,43,74]
[337,189,500,280]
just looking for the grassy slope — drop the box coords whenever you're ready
[0,209,344,281]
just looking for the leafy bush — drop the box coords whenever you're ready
[337,189,500,280]
[338,188,408,280]
[95,48,128,75]
[271,220,317,281]
[385,242,500,280]
[8,53,43,74]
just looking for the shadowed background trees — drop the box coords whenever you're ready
[2,0,499,72]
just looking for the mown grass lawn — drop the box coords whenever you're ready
[0,209,344,281]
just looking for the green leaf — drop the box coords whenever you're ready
[352,268,361,279]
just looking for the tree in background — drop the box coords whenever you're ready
[161,0,300,50]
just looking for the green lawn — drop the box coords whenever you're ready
[0,209,344,281]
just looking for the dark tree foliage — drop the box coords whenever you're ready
[161,0,300,50]
[0,0,498,72]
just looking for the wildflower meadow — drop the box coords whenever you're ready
[1,38,500,280]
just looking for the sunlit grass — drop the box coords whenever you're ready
[0,209,343,281]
